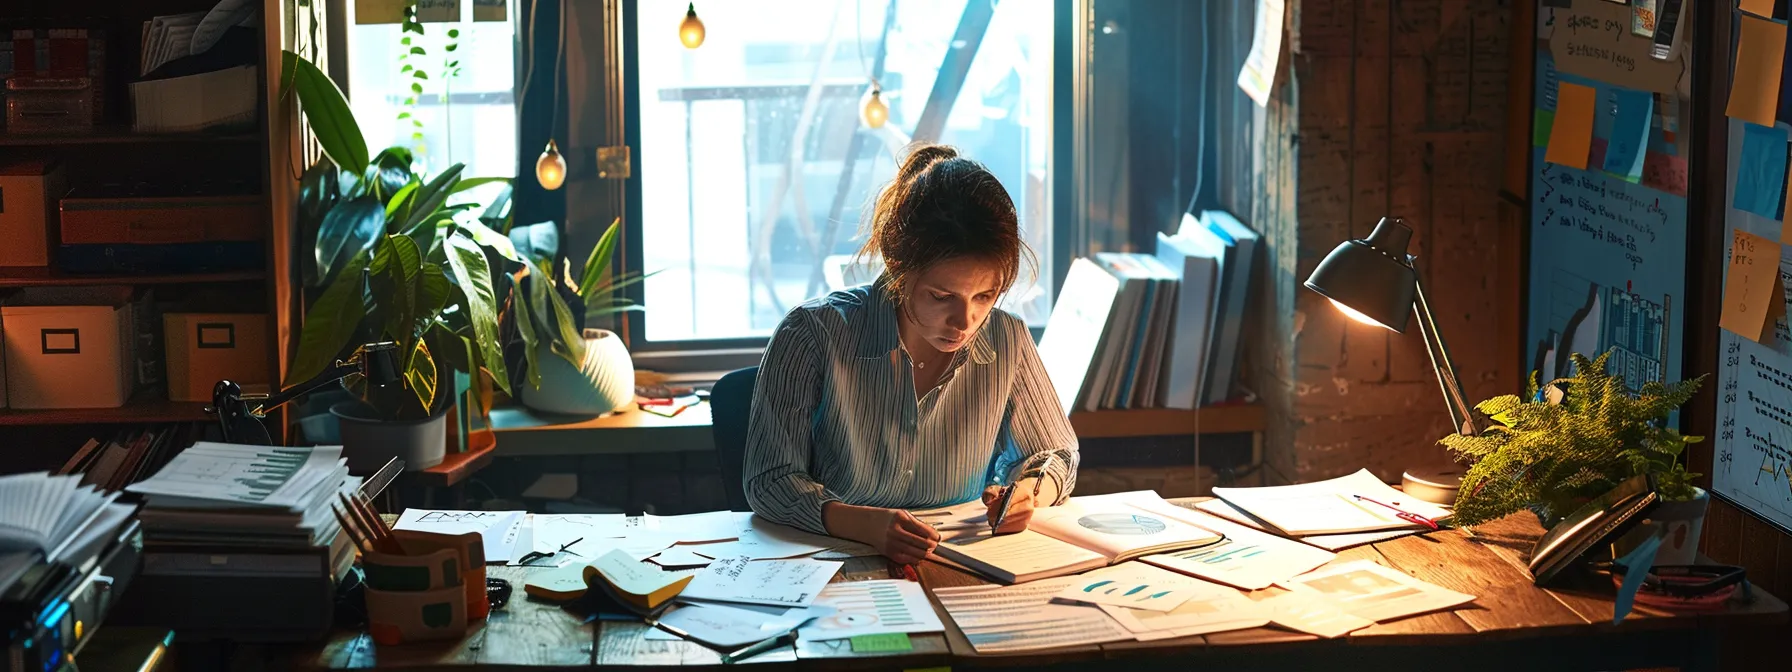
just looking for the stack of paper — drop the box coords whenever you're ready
[933,577,1134,653]
[126,443,352,549]
[1211,469,1452,537]
[0,472,135,592]
[394,509,525,561]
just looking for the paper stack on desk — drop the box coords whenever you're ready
[0,472,135,593]
[126,442,353,549]
[1211,469,1452,537]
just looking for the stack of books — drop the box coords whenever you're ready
[1038,210,1260,412]
[56,425,198,494]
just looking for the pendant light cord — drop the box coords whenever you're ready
[517,0,564,145]
[1184,0,1208,216]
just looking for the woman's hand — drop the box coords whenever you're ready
[982,480,1038,535]
[823,503,940,565]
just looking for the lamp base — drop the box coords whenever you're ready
[1401,466,1464,506]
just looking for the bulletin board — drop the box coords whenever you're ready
[1525,1,1691,397]
[1711,3,1792,535]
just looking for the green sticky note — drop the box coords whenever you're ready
[1533,108,1555,149]
[850,633,914,653]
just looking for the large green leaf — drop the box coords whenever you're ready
[450,176,510,195]
[507,220,559,266]
[405,339,438,417]
[316,196,385,288]
[298,161,342,288]
[401,164,465,232]
[371,235,421,379]
[416,262,451,323]
[384,179,420,220]
[368,147,415,201]
[283,50,368,176]
[579,218,623,298]
[289,252,370,386]
[512,280,542,390]
[459,218,526,267]
[444,233,512,396]
[544,275,587,365]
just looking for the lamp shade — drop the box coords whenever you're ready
[1304,217,1418,332]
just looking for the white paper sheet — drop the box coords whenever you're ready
[680,556,842,608]
[1237,0,1286,107]
[932,578,1133,653]
[689,530,828,560]
[652,545,717,568]
[1278,560,1476,623]
[645,602,835,644]
[1211,469,1451,536]
[1192,499,1415,551]
[1136,506,1336,590]
[796,579,945,641]
[1257,591,1374,638]
[1053,576,1201,612]
[127,443,344,511]
[394,509,525,562]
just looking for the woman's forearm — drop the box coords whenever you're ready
[822,501,873,543]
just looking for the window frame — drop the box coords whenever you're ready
[615,0,1081,363]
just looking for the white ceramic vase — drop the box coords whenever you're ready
[1651,486,1709,566]
[520,328,635,416]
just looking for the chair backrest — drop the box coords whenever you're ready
[708,366,759,512]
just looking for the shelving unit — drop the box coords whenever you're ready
[0,397,211,427]
[0,268,265,288]
[0,128,260,146]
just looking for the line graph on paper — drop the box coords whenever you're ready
[1715,324,1792,533]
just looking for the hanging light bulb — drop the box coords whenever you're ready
[536,139,566,190]
[679,3,706,49]
[860,85,888,129]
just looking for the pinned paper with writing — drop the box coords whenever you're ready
[1735,123,1789,221]
[1728,15,1788,128]
[1236,0,1286,107]
[1603,89,1653,183]
[1549,0,1683,94]
[1546,82,1597,169]
[1721,229,1785,344]
[415,0,460,22]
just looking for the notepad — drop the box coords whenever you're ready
[922,491,1222,584]
[1212,469,1452,536]
[582,549,694,616]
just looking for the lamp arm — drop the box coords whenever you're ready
[1412,276,1480,436]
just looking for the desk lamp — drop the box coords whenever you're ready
[1304,217,1477,504]
[208,341,401,446]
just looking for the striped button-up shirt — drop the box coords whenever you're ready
[743,279,1080,535]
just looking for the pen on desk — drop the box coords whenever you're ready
[989,454,1054,533]
[1352,495,1441,530]
[720,628,798,664]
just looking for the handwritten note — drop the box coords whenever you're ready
[1546,82,1597,170]
[680,556,842,608]
[1604,89,1653,183]
[1549,0,1683,94]
[415,0,460,22]
[1729,15,1788,128]
[1722,230,1784,344]
[1736,123,1789,221]
[1236,0,1286,107]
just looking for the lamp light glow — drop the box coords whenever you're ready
[536,139,566,190]
[679,3,706,49]
[861,87,888,129]
[1331,299,1390,329]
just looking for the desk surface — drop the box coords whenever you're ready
[300,501,1788,670]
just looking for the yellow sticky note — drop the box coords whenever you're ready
[1545,82,1597,170]
[355,0,405,24]
[1742,0,1776,18]
[1721,229,1784,344]
[1728,15,1788,128]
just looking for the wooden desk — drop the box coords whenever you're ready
[294,500,1787,671]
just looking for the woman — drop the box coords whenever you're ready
[742,144,1080,565]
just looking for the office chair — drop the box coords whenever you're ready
[709,366,759,512]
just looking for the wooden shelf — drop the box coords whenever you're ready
[0,397,211,426]
[0,127,260,146]
[1069,404,1265,439]
[0,268,265,288]
[416,441,496,489]
[490,404,714,456]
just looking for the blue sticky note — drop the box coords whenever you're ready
[1735,122,1789,220]
[1603,90,1652,183]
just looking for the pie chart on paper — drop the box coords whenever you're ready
[1076,513,1168,536]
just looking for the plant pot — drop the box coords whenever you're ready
[1651,486,1709,566]
[331,401,448,472]
[518,328,634,416]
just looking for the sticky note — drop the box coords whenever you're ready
[1545,82,1596,170]
[1533,109,1555,148]
[1604,90,1652,183]
[1736,123,1789,220]
[1742,0,1776,18]
[850,633,913,653]
[1728,15,1787,128]
[1721,229,1784,343]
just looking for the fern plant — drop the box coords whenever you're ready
[1440,351,1705,528]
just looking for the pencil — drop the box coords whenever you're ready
[331,504,372,555]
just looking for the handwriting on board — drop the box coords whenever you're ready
[1548,0,1683,94]
[1539,168,1667,271]
[1722,229,1785,344]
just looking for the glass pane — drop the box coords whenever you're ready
[636,0,1054,342]
[346,0,518,199]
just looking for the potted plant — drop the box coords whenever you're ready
[506,218,650,415]
[284,51,518,470]
[1441,352,1708,563]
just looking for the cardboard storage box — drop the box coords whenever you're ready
[164,313,267,402]
[0,159,67,267]
[1,288,133,409]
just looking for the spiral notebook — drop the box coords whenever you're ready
[920,491,1222,584]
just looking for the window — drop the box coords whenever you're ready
[346,1,519,188]
[630,0,1056,344]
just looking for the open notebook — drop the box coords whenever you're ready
[918,491,1222,584]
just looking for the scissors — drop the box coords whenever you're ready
[517,537,584,566]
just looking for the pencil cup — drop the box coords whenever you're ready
[363,546,468,645]
[394,529,490,620]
